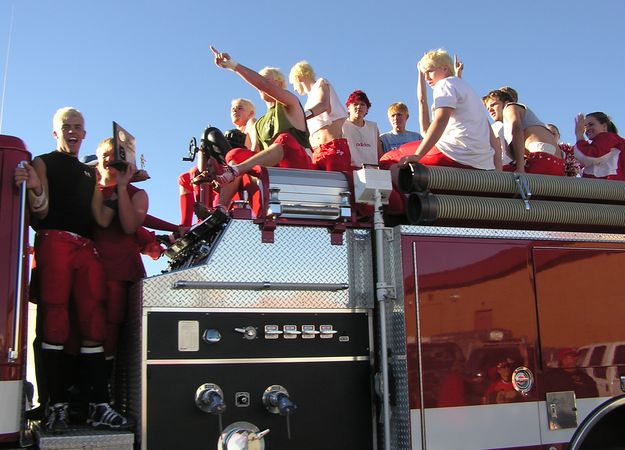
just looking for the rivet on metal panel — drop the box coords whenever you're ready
[383,227,394,242]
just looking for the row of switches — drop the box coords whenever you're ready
[264,324,338,339]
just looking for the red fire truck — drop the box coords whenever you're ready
[3,135,625,450]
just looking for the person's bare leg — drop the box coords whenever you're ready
[215,177,242,207]
[235,143,284,173]
[217,143,285,206]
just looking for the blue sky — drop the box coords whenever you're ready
[2,0,624,275]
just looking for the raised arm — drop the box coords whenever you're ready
[210,46,299,109]
[417,69,430,136]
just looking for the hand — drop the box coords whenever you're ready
[116,162,137,188]
[575,113,586,141]
[210,46,238,71]
[131,169,150,182]
[454,54,464,78]
[399,154,421,166]
[14,161,42,192]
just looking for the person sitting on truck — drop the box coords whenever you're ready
[289,60,351,172]
[342,89,384,169]
[546,123,582,177]
[573,112,625,180]
[379,49,495,216]
[380,49,495,171]
[13,107,126,432]
[178,98,257,226]
[380,102,423,153]
[483,89,565,175]
[204,46,312,210]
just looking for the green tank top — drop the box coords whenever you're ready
[255,103,310,150]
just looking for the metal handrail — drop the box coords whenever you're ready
[8,161,28,362]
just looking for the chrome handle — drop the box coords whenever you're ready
[234,326,258,339]
[8,161,28,363]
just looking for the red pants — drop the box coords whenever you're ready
[103,280,130,357]
[380,144,472,215]
[503,152,565,176]
[312,138,351,172]
[34,230,106,345]
[227,133,313,169]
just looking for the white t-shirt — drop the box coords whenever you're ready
[432,76,494,170]
[492,121,512,165]
[342,119,379,168]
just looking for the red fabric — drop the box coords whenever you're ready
[380,142,473,215]
[34,230,106,344]
[503,153,565,176]
[380,142,472,169]
[312,138,352,172]
[526,153,565,176]
[103,280,130,357]
[577,133,625,181]
[272,133,313,169]
[94,185,145,282]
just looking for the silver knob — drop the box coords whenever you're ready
[202,329,221,344]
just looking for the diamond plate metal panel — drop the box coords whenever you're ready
[116,282,143,448]
[141,221,373,309]
[386,227,412,450]
[35,424,133,450]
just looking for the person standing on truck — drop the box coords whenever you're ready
[289,60,352,171]
[205,46,313,209]
[92,138,148,389]
[13,107,127,432]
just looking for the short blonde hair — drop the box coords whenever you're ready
[232,98,256,116]
[388,102,409,116]
[96,137,114,157]
[288,61,315,84]
[259,67,286,89]
[418,49,454,77]
[52,107,84,133]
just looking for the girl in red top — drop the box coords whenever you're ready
[574,112,625,180]
[93,138,148,366]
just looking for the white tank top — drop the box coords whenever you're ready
[305,78,347,135]
[342,119,379,168]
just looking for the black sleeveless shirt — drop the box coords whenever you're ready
[36,151,96,239]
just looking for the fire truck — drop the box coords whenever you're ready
[3,134,625,450]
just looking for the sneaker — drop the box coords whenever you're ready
[88,402,128,429]
[205,156,239,185]
[215,164,238,185]
[45,403,69,434]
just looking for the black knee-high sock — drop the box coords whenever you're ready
[41,343,67,405]
[79,346,109,404]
